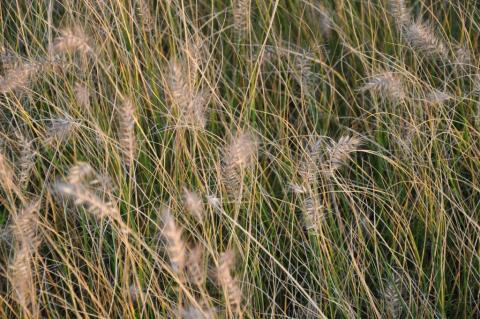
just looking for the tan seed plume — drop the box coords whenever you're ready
[161,209,186,273]
[118,97,137,166]
[217,250,242,316]
[51,27,95,57]
[183,188,204,222]
[324,135,362,175]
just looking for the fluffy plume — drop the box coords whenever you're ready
[9,246,35,311]
[424,88,452,106]
[51,27,95,57]
[388,0,410,26]
[302,194,324,231]
[45,117,78,146]
[165,59,208,128]
[12,201,40,247]
[222,132,258,195]
[54,182,117,219]
[298,137,323,185]
[136,0,155,31]
[217,250,242,316]
[183,188,203,222]
[187,245,206,287]
[306,2,333,38]
[324,135,362,175]
[293,53,315,93]
[74,82,90,109]
[0,151,15,191]
[15,131,36,187]
[360,71,406,102]
[233,0,250,38]
[161,209,186,273]
[67,162,95,185]
[384,273,404,318]
[403,21,448,60]
[118,97,136,166]
[0,62,40,93]
[178,304,215,319]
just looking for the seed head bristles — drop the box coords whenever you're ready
[289,183,308,194]
[183,188,203,222]
[298,137,323,185]
[0,47,19,73]
[187,245,206,288]
[302,194,324,231]
[118,97,137,166]
[136,0,155,31]
[359,72,406,102]
[51,27,95,57]
[233,0,250,39]
[222,132,258,195]
[0,151,15,191]
[161,209,186,273]
[67,162,95,185]
[178,304,215,319]
[424,88,452,106]
[306,3,333,38]
[384,273,403,318]
[452,46,473,71]
[12,201,40,247]
[9,246,35,311]
[54,182,118,219]
[45,117,78,146]
[0,62,40,94]
[324,135,362,176]
[293,53,315,93]
[74,82,90,109]
[388,0,411,27]
[166,58,192,111]
[403,21,448,60]
[217,250,242,316]
[15,131,36,187]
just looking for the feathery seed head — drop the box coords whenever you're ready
[388,0,411,26]
[9,246,35,309]
[118,97,137,166]
[183,188,203,222]
[425,88,452,105]
[360,72,406,102]
[51,27,95,57]
[224,132,258,168]
[324,135,362,175]
[0,62,40,94]
[217,249,242,315]
[187,245,206,287]
[74,82,90,109]
[45,117,78,146]
[15,131,36,187]
[12,201,41,247]
[161,209,186,273]
[67,162,95,185]
[233,0,250,38]
[403,21,448,60]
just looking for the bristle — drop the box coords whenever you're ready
[166,58,192,111]
[424,88,452,105]
[183,188,204,222]
[12,201,40,246]
[0,62,40,93]
[217,250,242,315]
[233,0,250,38]
[298,137,323,185]
[0,151,15,191]
[15,131,36,187]
[74,82,90,109]
[118,97,137,166]
[302,194,324,231]
[388,0,410,26]
[9,246,34,310]
[51,27,95,57]
[54,182,117,219]
[384,274,403,318]
[67,162,95,185]
[324,135,362,175]
[161,209,186,273]
[136,0,155,31]
[44,117,78,146]
[187,245,205,287]
[360,72,406,102]
[222,132,258,195]
[403,21,448,60]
